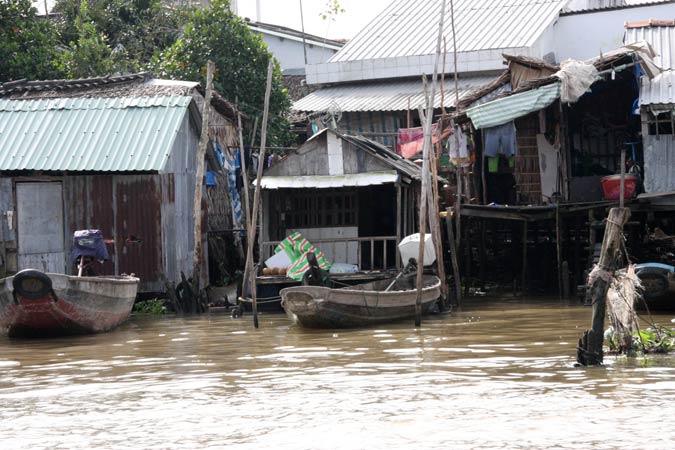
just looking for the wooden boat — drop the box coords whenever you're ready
[0,269,139,338]
[280,274,441,328]
[635,263,675,311]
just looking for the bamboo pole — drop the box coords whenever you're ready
[243,60,274,329]
[191,60,215,310]
[236,98,253,294]
[450,0,462,249]
[415,0,446,327]
[236,98,252,230]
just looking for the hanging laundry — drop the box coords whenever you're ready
[397,123,447,159]
[484,121,518,157]
[223,150,244,235]
[447,125,468,158]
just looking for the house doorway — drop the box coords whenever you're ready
[16,182,65,273]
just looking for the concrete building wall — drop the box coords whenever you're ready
[552,4,675,62]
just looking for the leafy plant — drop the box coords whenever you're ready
[133,298,167,315]
[607,325,675,354]
[150,0,293,147]
[0,0,61,82]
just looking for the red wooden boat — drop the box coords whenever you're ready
[0,270,139,338]
[0,230,139,338]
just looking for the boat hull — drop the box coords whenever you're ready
[0,271,139,338]
[281,275,441,328]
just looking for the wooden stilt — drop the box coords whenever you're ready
[577,207,631,366]
[191,60,215,312]
[556,205,562,300]
[521,220,527,294]
[445,207,462,307]
[414,0,446,327]
[243,61,274,329]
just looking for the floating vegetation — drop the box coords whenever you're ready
[133,298,168,315]
[606,325,675,354]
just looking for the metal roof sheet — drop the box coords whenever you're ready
[329,0,566,63]
[0,96,192,172]
[292,76,496,112]
[260,171,399,189]
[640,70,675,106]
[625,25,675,69]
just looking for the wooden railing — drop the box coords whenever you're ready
[261,236,399,271]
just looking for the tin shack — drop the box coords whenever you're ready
[0,74,239,292]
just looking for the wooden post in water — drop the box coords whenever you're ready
[414,0,446,327]
[577,207,630,366]
[243,61,274,329]
[191,60,215,312]
[445,207,462,306]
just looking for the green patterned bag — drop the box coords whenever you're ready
[275,232,331,280]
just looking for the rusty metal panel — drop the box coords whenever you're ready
[63,175,116,276]
[114,175,163,292]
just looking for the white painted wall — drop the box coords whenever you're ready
[258,32,340,72]
[552,4,675,62]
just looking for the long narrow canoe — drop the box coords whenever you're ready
[280,275,441,328]
[0,269,139,338]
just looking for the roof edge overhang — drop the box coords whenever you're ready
[259,171,399,189]
[306,47,537,86]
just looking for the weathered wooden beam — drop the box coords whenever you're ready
[243,60,274,329]
[191,60,215,309]
[445,208,462,306]
[577,207,631,366]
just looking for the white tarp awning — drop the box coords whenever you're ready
[259,171,399,189]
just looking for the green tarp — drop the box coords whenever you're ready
[275,232,331,281]
[466,82,561,130]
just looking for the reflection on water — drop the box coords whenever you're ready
[2,298,675,449]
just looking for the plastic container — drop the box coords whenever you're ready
[600,174,638,200]
[398,233,436,266]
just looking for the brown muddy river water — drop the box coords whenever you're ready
[2,298,675,449]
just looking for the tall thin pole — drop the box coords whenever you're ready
[415,0,446,327]
[243,60,274,328]
[450,0,462,249]
[236,97,252,235]
[191,60,215,310]
[299,0,309,65]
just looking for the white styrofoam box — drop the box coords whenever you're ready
[398,233,436,266]
[264,250,292,269]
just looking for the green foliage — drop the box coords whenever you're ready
[0,0,61,82]
[133,298,167,315]
[55,0,121,78]
[54,0,188,73]
[151,0,293,146]
[319,0,345,21]
[607,325,675,354]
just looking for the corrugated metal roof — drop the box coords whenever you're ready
[329,0,565,63]
[292,76,495,112]
[640,70,675,106]
[625,24,675,69]
[260,171,399,189]
[563,0,674,13]
[466,82,561,129]
[0,96,192,172]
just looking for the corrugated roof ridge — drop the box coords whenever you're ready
[0,73,148,97]
[0,96,193,112]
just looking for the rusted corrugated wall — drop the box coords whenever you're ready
[64,174,164,292]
